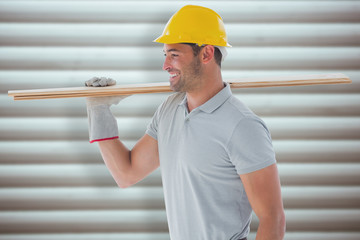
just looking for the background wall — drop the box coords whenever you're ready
[0,1,360,239]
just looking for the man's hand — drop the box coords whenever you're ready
[85,77,116,87]
[85,77,130,143]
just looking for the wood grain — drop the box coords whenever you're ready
[8,73,351,100]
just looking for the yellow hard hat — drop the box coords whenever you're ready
[154,5,231,47]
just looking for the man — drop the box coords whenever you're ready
[86,5,285,240]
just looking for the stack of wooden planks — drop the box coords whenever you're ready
[8,73,351,101]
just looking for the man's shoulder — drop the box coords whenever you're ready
[165,92,186,104]
[224,95,270,133]
[224,95,257,119]
[156,92,185,115]
[161,92,185,107]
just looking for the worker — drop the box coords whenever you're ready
[85,5,286,240]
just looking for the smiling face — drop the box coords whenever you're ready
[162,44,203,92]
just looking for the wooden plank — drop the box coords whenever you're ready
[8,73,351,100]
[9,82,172,100]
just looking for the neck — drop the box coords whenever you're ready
[186,68,224,112]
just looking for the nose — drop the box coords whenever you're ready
[162,56,171,71]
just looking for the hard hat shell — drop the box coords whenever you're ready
[154,5,231,47]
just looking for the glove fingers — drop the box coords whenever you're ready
[99,77,108,87]
[85,77,98,87]
[85,77,116,87]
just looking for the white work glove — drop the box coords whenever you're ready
[85,77,116,87]
[85,77,129,143]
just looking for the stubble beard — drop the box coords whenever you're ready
[170,57,202,93]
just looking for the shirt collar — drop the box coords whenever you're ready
[179,93,188,107]
[178,82,232,114]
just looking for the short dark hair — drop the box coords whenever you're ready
[183,43,222,67]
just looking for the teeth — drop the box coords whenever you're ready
[170,73,178,78]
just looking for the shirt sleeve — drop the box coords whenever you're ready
[227,117,277,175]
[145,101,165,141]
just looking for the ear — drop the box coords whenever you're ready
[200,45,215,64]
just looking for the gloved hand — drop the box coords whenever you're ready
[85,77,129,143]
[85,77,116,87]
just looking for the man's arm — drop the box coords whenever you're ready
[84,78,160,189]
[240,163,286,240]
[97,134,159,188]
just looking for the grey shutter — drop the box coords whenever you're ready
[0,1,359,239]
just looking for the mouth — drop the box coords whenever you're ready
[169,72,179,80]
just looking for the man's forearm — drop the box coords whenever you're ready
[98,139,133,188]
[97,134,160,189]
[255,215,286,240]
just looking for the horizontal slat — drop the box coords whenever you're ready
[0,141,113,164]
[0,165,161,187]
[236,94,360,117]
[274,233,360,240]
[0,117,359,140]
[0,47,359,70]
[283,209,360,231]
[1,23,359,46]
[265,117,360,140]
[1,232,360,240]
[0,164,359,187]
[282,186,360,209]
[0,70,169,90]
[1,140,359,164]
[0,1,359,23]
[0,186,359,211]
[0,187,165,210]
[0,233,171,240]
[0,209,359,233]
[0,210,169,233]
[2,93,360,117]
[2,70,359,94]
[0,117,148,141]
[279,164,360,186]
[287,209,358,232]
[274,140,360,163]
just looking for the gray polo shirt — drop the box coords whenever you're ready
[146,83,276,240]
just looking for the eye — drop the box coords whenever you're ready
[163,53,179,57]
